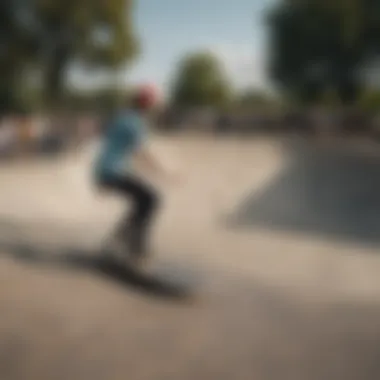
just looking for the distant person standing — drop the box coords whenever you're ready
[94,85,180,268]
[216,113,230,134]
[18,113,33,155]
[77,115,96,148]
[0,116,16,158]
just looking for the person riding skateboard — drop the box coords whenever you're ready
[94,84,179,267]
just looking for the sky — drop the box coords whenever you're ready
[71,0,277,93]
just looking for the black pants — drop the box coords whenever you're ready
[101,174,160,254]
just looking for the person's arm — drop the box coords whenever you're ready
[133,141,182,184]
[134,144,166,177]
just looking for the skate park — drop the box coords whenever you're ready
[0,134,380,380]
[2,0,380,377]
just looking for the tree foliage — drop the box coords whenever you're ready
[236,89,276,110]
[0,0,138,111]
[170,51,232,109]
[268,0,380,105]
[358,89,380,112]
[0,0,41,112]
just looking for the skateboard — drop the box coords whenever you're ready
[100,233,197,301]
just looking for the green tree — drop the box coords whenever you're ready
[0,0,138,111]
[0,0,41,112]
[34,0,138,105]
[358,89,380,112]
[236,89,275,110]
[170,51,232,108]
[267,0,380,105]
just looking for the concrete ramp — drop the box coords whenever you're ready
[232,140,380,247]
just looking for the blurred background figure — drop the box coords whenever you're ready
[0,114,17,159]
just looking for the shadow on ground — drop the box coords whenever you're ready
[229,140,380,247]
[0,232,195,301]
[1,245,380,380]
[1,217,380,378]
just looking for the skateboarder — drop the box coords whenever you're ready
[94,85,178,267]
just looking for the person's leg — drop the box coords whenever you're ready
[104,174,160,258]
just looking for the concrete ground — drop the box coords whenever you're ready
[0,134,380,380]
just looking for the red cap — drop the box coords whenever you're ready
[134,84,158,109]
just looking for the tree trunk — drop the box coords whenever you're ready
[44,45,70,109]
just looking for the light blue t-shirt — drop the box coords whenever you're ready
[94,110,146,181]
